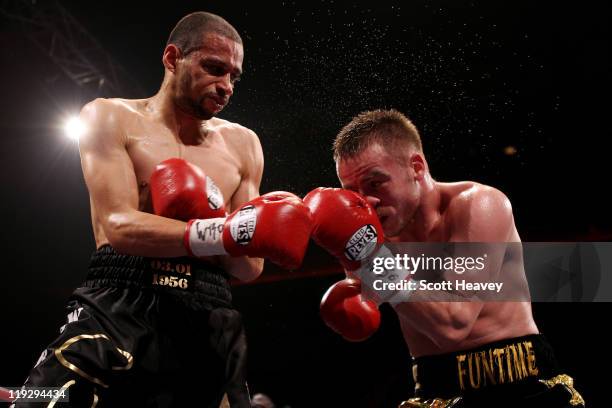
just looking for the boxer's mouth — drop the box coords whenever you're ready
[205,95,228,109]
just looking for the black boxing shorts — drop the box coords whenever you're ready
[399,334,585,408]
[11,245,249,408]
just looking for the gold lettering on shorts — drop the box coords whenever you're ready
[524,341,539,376]
[480,350,497,386]
[175,263,192,276]
[152,273,189,289]
[505,346,514,382]
[454,340,540,392]
[150,260,191,289]
[518,342,529,378]
[150,260,192,275]
[468,352,481,389]
[457,354,467,391]
[509,344,525,381]
[493,348,505,384]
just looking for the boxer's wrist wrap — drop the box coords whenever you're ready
[355,245,414,306]
[185,218,227,257]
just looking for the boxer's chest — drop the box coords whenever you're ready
[124,121,242,212]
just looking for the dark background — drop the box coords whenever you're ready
[0,0,609,406]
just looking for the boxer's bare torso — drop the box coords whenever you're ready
[391,182,538,357]
[338,143,538,357]
[78,96,264,280]
[76,28,265,283]
[85,98,254,248]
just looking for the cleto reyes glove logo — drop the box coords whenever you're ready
[344,224,378,261]
[230,205,257,245]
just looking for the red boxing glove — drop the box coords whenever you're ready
[222,191,313,269]
[185,192,313,270]
[150,158,225,221]
[320,279,381,342]
[304,187,383,271]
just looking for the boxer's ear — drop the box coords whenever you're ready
[409,153,426,180]
[162,44,181,73]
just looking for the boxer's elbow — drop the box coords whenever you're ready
[226,257,264,282]
[104,211,139,253]
[239,258,265,282]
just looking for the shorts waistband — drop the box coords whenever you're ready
[83,245,233,308]
[412,334,560,398]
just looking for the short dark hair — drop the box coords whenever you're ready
[333,109,423,162]
[166,12,242,56]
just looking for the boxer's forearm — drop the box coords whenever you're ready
[104,209,189,257]
[104,209,265,279]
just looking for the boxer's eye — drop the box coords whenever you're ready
[210,67,225,76]
[202,62,226,76]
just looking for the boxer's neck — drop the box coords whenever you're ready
[148,85,208,145]
[400,175,443,242]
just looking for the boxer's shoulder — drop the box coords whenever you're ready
[79,98,135,148]
[81,97,140,118]
[80,98,145,132]
[207,117,258,140]
[441,182,510,210]
[463,183,511,215]
[442,182,513,240]
[207,118,262,160]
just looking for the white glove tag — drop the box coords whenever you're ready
[230,205,257,245]
[205,176,224,211]
[344,224,378,261]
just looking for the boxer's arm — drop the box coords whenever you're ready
[218,127,265,281]
[79,99,188,257]
[394,186,514,348]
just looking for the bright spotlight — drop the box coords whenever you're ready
[64,116,86,141]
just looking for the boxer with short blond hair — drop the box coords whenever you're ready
[306,109,584,407]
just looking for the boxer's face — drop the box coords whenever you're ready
[337,142,422,237]
[171,33,243,120]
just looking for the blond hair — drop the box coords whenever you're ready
[333,109,422,162]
